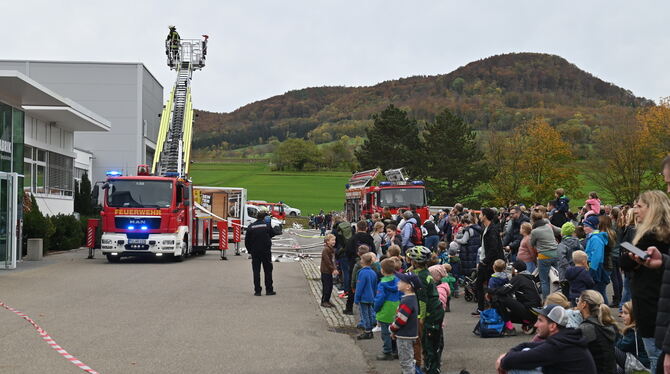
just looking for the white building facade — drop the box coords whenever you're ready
[0,60,163,184]
[0,70,110,268]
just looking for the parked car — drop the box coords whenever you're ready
[282,203,301,216]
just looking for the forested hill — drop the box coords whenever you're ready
[193,52,652,150]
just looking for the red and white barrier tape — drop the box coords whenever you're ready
[0,301,100,374]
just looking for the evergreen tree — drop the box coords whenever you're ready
[79,172,93,215]
[73,180,81,214]
[422,109,488,204]
[355,105,421,174]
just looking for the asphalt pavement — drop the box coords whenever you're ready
[0,247,368,374]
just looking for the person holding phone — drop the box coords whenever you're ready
[620,190,670,373]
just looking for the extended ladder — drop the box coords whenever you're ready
[152,37,208,178]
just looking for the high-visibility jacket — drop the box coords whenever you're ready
[166,31,180,46]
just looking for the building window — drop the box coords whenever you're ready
[74,167,87,182]
[24,147,73,196]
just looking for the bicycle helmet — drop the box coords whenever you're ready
[406,246,431,262]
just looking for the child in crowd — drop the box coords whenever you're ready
[564,250,595,305]
[390,272,421,374]
[584,191,601,218]
[441,263,457,299]
[616,301,649,368]
[373,258,401,360]
[437,241,449,264]
[429,264,451,315]
[516,222,536,273]
[351,245,372,293]
[320,234,339,308]
[447,246,461,297]
[407,246,445,373]
[355,252,379,340]
[488,259,509,290]
[386,245,406,270]
[545,292,583,328]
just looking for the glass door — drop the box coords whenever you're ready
[0,172,17,269]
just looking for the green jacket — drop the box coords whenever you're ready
[415,267,445,328]
[442,274,456,294]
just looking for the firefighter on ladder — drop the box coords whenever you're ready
[165,25,181,66]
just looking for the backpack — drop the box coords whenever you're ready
[472,308,504,338]
[338,221,353,242]
[410,222,423,245]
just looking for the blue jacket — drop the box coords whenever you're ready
[355,267,378,304]
[488,271,509,289]
[585,231,608,272]
[373,275,401,323]
[565,265,595,300]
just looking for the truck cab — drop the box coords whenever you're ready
[98,175,193,262]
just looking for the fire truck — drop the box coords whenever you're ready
[96,34,212,263]
[344,168,430,223]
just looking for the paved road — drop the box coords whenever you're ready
[0,248,368,374]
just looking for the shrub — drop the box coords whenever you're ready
[49,214,83,251]
[22,194,55,255]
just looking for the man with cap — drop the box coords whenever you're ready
[244,206,277,296]
[495,305,597,374]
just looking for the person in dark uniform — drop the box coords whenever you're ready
[244,206,277,296]
[165,25,181,65]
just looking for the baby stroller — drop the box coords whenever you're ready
[462,271,477,303]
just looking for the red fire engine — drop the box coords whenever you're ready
[344,168,430,223]
[96,35,211,263]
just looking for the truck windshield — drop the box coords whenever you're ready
[379,188,425,208]
[106,180,173,208]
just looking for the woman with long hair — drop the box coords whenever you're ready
[619,207,637,307]
[620,190,670,373]
[577,290,617,374]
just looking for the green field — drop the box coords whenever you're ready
[189,161,621,216]
[189,162,350,214]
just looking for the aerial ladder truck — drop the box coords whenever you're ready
[96,35,211,263]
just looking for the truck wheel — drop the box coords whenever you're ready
[106,254,120,263]
[172,253,184,262]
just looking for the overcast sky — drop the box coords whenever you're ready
[4,1,668,113]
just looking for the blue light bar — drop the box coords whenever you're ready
[379,181,392,186]
[106,170,122,177]
[164,172,179,177]
[127,226,135,230]
[141,226,148,230]
[411,180,424,185]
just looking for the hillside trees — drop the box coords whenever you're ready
[487,119,579,204]
[273,139,321,171]
[422,109,488,204]
[588,102,670,203]
[520,119,580,203]
[355,105,422,174]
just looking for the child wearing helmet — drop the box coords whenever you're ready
[406,245,445,374]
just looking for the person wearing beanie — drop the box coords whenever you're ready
[556,221,582,284]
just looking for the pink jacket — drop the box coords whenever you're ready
[516,235,536,263]
[585,198,601,215]
[436,283,451,311]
